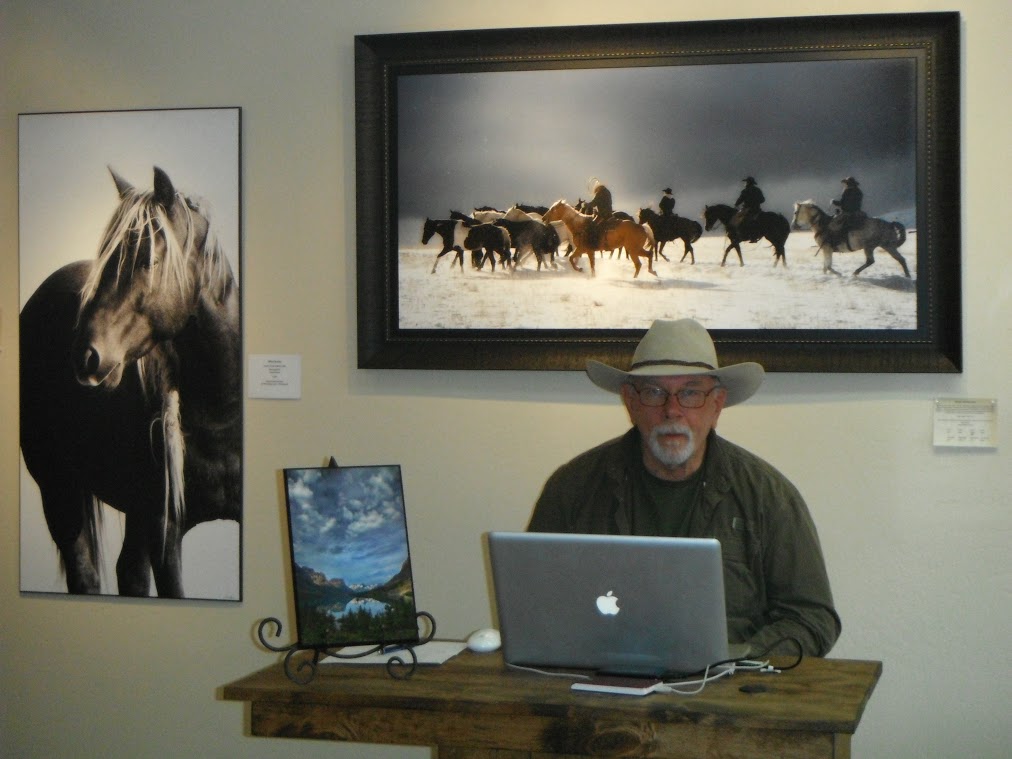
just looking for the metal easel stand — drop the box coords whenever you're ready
[256,611,437,684]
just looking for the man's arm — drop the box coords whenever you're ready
[749,490,842,657]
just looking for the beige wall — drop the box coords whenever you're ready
[1,1,1009,757]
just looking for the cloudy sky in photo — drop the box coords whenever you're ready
[397,56,916,231]
[284,466,409,586]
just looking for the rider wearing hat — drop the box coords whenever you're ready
[528,318,841,657]
[733,176,765,243]
[659,187,676,217]
[829,176,866,249]
[585,177,614,251]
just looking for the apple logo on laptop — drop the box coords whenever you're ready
[596,590,620,616]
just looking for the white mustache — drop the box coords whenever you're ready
[652,422,692,438]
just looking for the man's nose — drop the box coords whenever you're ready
[662,394,686,416]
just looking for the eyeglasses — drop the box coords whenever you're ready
[629,383,721,409]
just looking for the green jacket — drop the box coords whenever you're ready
[528,429,841,656]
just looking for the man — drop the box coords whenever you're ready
[733,176,765,242]
[659,187,676,217]
[585,177,614,252]
[829,176,866,250]
[528,319,841,657]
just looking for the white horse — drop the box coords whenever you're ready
[792,200,910,277]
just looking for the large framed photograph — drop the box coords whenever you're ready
[19,107,242,599]
[355,12,960,372]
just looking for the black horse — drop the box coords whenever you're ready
[638,207,703,263]
[703,203,791,267]
[464,223,513,271]
[448,211,517,271]
[422,217,468,273]
[495,212,560,271]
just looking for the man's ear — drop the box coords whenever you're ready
[619,383,637,414]
[710,387,729,428]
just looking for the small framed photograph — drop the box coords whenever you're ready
[282,465,419,650]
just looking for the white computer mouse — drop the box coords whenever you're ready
[465,628,501,653]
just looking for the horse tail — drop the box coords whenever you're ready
[642,224,656,250]
[891,221,907,248]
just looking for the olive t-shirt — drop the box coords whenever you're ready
[630,465,704,536]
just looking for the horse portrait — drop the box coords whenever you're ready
[19,166,242,598]
[703,204,791,268]
[791,201,911,277]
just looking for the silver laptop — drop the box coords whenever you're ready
[487,531,743,677]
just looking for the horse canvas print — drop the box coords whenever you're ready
[18,108,242,600]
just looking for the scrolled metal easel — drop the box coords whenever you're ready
[257,611,437,684]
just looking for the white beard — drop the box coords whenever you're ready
[647,422,696,469]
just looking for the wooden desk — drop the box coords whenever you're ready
[222,650,881,758]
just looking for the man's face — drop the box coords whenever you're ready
[620,375,727,481]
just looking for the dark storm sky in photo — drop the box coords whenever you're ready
[397,56,917,229]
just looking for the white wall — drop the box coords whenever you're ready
[1,1,1008,758]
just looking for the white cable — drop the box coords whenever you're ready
[654,664,735,695]
[506,662,592,679]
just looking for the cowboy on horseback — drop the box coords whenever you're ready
[586,177,614,250]
[733,176,765,243]
[659,187,675,217]
[828,177,867,250]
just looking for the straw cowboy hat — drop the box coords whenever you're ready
[586,318,765,406]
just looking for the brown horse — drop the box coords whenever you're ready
[542,200,655,277]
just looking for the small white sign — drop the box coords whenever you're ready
[248,354,302,399]
[933,398,997,448]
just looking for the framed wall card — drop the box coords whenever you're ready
[355,12,960,372]
[19,107,242,599]
[283,465,419,649]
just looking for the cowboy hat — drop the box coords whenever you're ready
[586,318,765,406]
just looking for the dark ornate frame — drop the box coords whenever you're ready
[355,12,960,372]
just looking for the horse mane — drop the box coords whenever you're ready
[79,186,233,314]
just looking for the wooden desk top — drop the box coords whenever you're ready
[222,649,881,736]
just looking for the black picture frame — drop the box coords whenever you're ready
[355,12,960,373]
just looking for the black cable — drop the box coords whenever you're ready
[748,636,804,670]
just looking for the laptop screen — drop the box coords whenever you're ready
[282,465,419,649]
[487,531,732,676]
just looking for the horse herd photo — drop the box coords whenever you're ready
[421,196,909,278]
[402,182,917,333]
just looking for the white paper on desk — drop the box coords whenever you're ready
[320,640,468,666]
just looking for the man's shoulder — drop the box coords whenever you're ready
[709,434,795,486]
[553,432,630,474]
